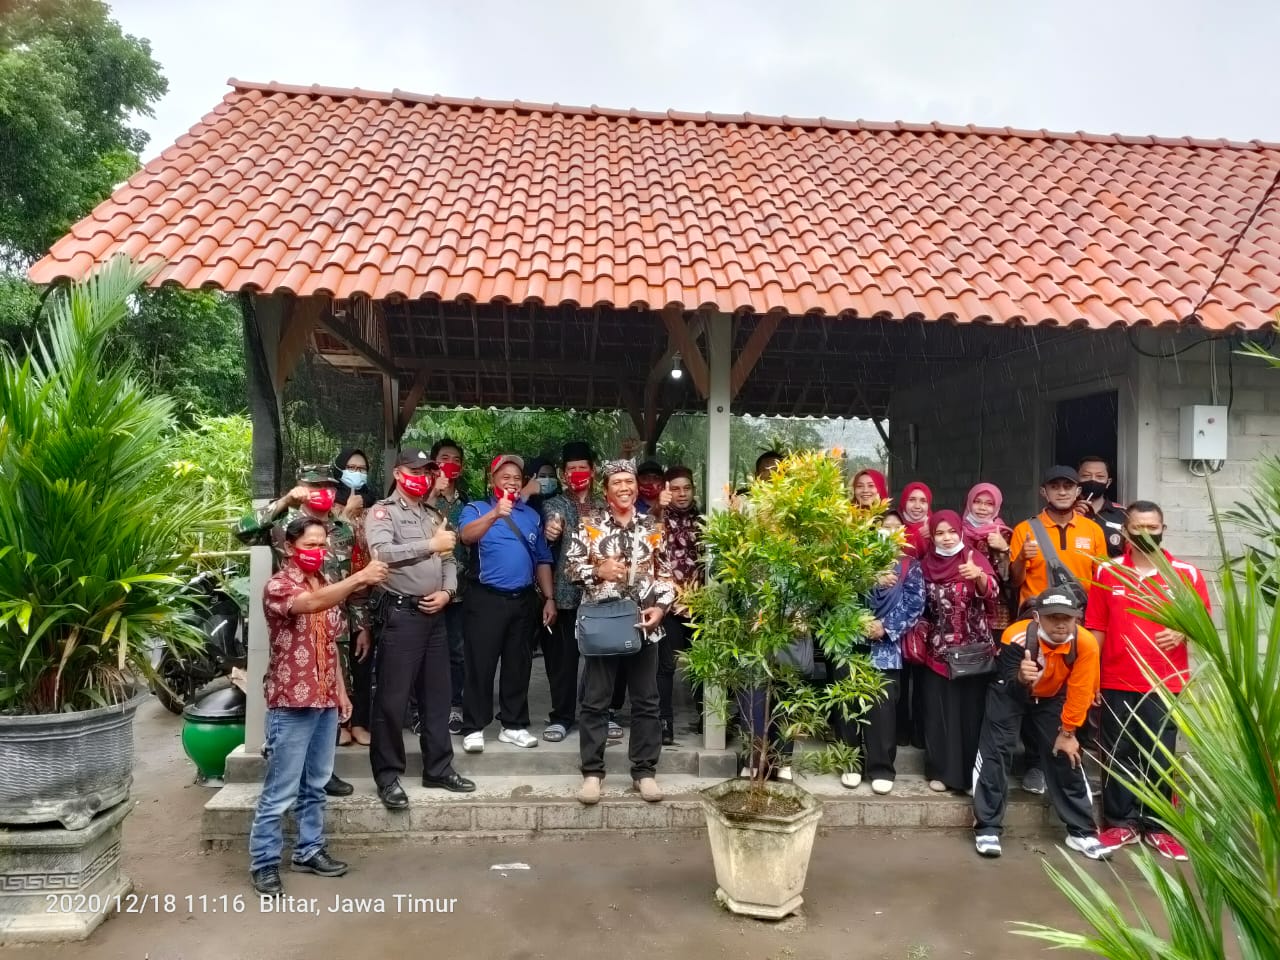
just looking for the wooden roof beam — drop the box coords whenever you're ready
[661,306,709,399]
[730,312,781,398]
[319,311,397,378]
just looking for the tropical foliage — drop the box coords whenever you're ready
[0,256,227,713]
[681,450,897,806]
[1014,473,1280,958]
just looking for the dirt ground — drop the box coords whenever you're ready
[16,699,1146,960]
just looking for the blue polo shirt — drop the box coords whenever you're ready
[459,497,554,591]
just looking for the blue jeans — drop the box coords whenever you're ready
[248,706,338,872]
[446,603,465,709]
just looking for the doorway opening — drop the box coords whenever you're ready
[1052,390,1119,481]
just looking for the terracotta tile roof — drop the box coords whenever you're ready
[28,79,1280,330]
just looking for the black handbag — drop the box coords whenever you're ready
[943,640,996,680]
[575,599,644,657]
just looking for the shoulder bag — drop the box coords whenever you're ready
[942,640,996,679]
[575,525,644,657]
[1028,518,1090,610]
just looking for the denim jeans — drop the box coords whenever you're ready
[248,706,338,872]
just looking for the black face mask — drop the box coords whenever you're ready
[1079,480,1109,501]
[1130,531,1163,551]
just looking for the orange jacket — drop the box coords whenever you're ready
[999,618,1100,731]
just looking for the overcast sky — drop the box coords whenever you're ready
[112,0,1280,159]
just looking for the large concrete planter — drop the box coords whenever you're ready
[0,801,132,944]
[701,778,824,920]
[0,688,147,829]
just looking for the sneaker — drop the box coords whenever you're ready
[577,776,602,805]
[840,771,862,789]
[1097,826,1141,851]
[1066,834,1115,861]
[634,777,664,802]
[448,708,463,736]
[975,834,1002,858]
[498,727,539,749]
[871,779,894,795]
[1144,831,1189,862]
[250,865,282,895]
[1022,768,1047,795]
[776,766,794,783]
[928,779,948,793]
[462,732,484,753]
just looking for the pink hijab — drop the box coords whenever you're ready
[962,483,1012,551]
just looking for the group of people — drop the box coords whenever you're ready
[239,443,1209,896]
[844,458,1210,863]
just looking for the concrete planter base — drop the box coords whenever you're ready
[701,779,823,920]
[0,801,132,944]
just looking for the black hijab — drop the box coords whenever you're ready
[332,448,369,505]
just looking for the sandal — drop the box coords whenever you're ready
[350,726,371,746]
[543,723,567,742]
[607,720,623,740]
[337,726,353,747]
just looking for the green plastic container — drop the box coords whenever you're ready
[181,685,246,785]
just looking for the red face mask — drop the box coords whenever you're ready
[638,483,663,501]
[306,487,336,513]
[398,472,430,498]
[439,462,462,481]
[566,469,593,493]
[293,546,326,574]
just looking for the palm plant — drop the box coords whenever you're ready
[1013,474,1280,958]
[681,450,895,810]
[0,256,227,714]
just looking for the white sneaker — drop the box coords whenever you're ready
[840,771,862,789]
[975,834,1002,858]
[871,779,894,795]
[498,728,539,749]
[776,766,794,783]
[462,732,484,753]
[739,766,756,779]
[1066,834,1114,861]
[928,779,948,793]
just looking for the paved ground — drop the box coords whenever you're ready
[11,697,1158,959]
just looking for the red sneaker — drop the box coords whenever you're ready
[1097,826,1140,851]
[1144,831,1189,861]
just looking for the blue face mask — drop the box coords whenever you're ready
[341,468,367,490]
[538,477,559,496]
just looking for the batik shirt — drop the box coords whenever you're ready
[567,508,676,643]
[541,491,605,610]
[262,565,344,709]
[663,505,703,617]
[921,576,997,678]
[865,560,926,671]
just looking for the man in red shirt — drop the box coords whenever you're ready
[1085,500,1211,862]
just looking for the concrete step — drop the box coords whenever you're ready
[202,772,1061,847]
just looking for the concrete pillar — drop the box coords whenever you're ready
[1121,351,1160,504]
[703,312,732,751]
[242,544,273,754]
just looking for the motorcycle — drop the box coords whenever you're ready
[150,569,248,715]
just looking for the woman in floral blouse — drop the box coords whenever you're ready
[916,510,997,794]
[834,510,925,795]
[566,459,675,806]
[247,516,387,897]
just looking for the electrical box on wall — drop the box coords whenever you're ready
[1179,405,1229,461]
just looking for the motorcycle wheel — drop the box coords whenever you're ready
[152,650,196,715]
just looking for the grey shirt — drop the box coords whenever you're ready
[363,494,458,597]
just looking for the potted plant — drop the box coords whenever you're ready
[682,450,897,919]
[0,256,223,942]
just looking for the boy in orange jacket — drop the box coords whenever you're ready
[971,587,1115,860]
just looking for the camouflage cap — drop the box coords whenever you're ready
[297,465,339,486]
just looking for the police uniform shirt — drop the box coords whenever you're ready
[364,495,458,597]
[1094,502,1128,558]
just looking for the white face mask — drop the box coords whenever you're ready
[935,541,964,557]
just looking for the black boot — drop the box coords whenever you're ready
[251,865,282,895]
[661,719,674,746]
[324,774,353,797]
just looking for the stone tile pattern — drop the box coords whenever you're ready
[30,80,1280,330]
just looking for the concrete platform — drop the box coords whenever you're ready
[202,771,1060,847]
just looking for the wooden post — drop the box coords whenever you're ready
[242,544,273,754]
[241,294,284,499]
[703,311,733,751]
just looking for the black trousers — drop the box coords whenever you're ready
[658,613,697,723]
[1101,688,1177,834]
[579,641,661,780]
[370,604,454,785]
[611,660,629,713]
[348,633,376,730]
[461,584,536,735]
[896,663,927,748]
[832,666,900,780]
[972,681,1097,837]
[921,669,988,791]
[543,608,580,728]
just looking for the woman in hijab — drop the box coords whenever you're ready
[898,482,933,556]
[961,483,1013,631]
[917,510,997,793]
[834,510,924,795]
[849,468,889,509]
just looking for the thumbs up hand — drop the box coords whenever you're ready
[1018,642,1043,687]
[958,550,984,583]
[1023,537,1041,560]
[658,482,672,509]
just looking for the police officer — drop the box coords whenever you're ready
[1076,456,1128,558]
[365,448,476,809]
